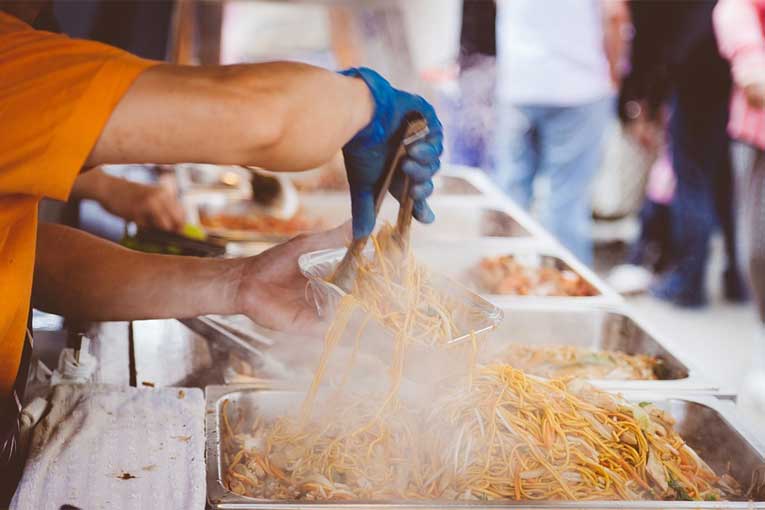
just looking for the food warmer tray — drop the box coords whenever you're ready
[411,238,622,305]
[291,164,491,198]
[436,165,521,201]
[205,386,765,509]
[434,174,483,195]
[209,302,728,396]
[486,302,728,395]
[186,193,535,244]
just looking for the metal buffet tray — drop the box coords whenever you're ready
[207,302,722,395]
[288,165,488,197]
[205,386,765,509]
[412,238,620,304]
[186,193,533,244]
[486,303,727,394]
[434,174,483,195]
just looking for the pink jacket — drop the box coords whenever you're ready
[714,0,765,150]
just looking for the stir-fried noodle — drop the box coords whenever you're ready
[222,225,739,502]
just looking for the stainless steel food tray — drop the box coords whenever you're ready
[205,386,765,509]
[438,165,515,200]
[412,238,621,304]
[211,302,726,395]
[434,174,483,195]
[441,168,613,273]
[486,302,726,394]
[290,165,489,198]
[186,193,534,243]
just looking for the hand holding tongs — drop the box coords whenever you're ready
[333,112,430,292]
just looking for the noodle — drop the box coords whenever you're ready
[222,225,739,502]
[494,344,659,380]
[222,366,737,501]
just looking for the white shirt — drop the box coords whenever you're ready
[496,0,613,105]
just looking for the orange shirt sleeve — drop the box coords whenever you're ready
[0,12,159,200]
[0,12,159,395]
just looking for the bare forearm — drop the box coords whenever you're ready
[88,62,374,171]
[33,223,245,321]
[70,167,111,202]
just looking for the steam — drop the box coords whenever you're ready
[445,55,497,170]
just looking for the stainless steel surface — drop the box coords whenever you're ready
[412,239,620,304]
[438,169,619,301]
[212,301,725,395]
[187,193,534,244]
[205,386,765,509]
[132,319,215,388]
[181,317,270,362]
[434,175,482,196]
[182,316,323,386]
[201,315,275,348]
[85,321,132,386]
[485,303,724,394]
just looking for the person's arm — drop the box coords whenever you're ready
[713,0,765,108]
[71,168,186,231]
[87,62,374,172]
[89,62,443,239]
[33,222,350,331]
[601,0,629,87]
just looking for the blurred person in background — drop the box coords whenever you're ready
[451,0,496,169]
[619,150,677,280]
[620,0,746,307]
[71,167,186,235]
[714,0,765,411]
[492,0,627,266]
[714,0,765,323]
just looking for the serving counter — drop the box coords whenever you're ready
[18,166,763,510]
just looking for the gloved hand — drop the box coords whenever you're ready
[340,67,443,239]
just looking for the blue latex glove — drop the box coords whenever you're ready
[340,67,444,239]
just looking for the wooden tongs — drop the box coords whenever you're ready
[333,112,430,292]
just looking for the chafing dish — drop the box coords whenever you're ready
[205,386,764,509]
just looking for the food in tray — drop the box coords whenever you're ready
[226,344,660,383]
[199,209,320,236]
[475,254,598,296]
[496,344,659,380]
[220,365,740,502]
[219,225,740,503]
[321,223,475,347]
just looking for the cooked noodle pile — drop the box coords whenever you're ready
[222,226,739,502]
[342,224,462,346]
[495,344,658,380]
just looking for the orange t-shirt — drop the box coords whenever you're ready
[0,12,158,395]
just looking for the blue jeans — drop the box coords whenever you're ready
[492,98,613,265]
[654,91,739,305]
